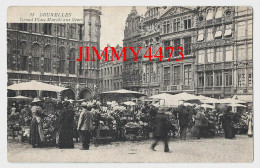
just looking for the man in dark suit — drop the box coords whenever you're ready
[151,107,170,152]
[77,102,94,150]
[178,105,190,140]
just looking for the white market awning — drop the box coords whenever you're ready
[7,80,68,92]
[232,95,253,103]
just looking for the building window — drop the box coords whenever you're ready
[79,24,83,40]
[214,26,223,39]
[198,72,204,87]
[237,45,246,61]
[206,72,213,86]
[215,71,222,86]
[58,24,66,37]
[225,70,232,86]
[207,28,214,41]
[207,48,214,63]
[173,19,181,32]
[198,50,205,64]
[7,40,12,69]
[248,20,252,37]
[237,21,246,38]
[184,18,192,30]
[163,21,170,34]
[69,24,76,39]
[237,69,245,87]
[248,44,252,60]
[225,46,233,61]
[163,67,170,85]
[44,46,52,72]
[114,67,116,76]
[174,38,181,57]
[215,47,223,62]
[79,61,83,75]
[248,69,253,87]
[146,65,150,82]
[32,24,40,33]
[69,50,76,74]
[184,37,192,55]
[20,43,29,71]
[164,41,171,58]
[224,24,232,37]
[173,66,181,85]
[32,44,41,71]
[197,29,204,41]
[43,23,52,35]
[184,65,192,85]
[19,23,28,31]
[206,9,213,21]
[58,47,66,73]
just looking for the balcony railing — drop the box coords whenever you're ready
[162,84,194,92]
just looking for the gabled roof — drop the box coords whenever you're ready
[160,6,196,18]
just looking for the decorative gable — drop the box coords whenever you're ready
[160,7,194,18]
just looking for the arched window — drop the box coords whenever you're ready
[43,23,52,35]
[44,45,52,72]
[7,40,13,70]
[20,42,29,71]
[69,49,76,74]
[19,23,28,31]
[32,23,40,33]
[32,44,41,71]
[58,47,66,73]
[69,24,76,39]
[58,24,66,37]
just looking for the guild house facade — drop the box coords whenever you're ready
[123,6,253,103]
[99,44,124,93]
[7,7,102,100]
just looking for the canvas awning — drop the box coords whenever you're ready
[215,8,223,18]
[224,29,232,36]
[232,95,253,103]
[101,89,146,98]
[197,34,204,41]
[7,80,68,92]
[215,31,222,38]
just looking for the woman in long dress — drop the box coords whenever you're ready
[57,102,74,149]
[29,108,44,148]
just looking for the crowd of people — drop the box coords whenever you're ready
[7,97,253,152]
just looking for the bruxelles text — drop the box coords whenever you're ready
[76,47,184,62]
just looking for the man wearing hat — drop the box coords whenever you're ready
[151,107,170,152]
[77,102,94,150]
[194,107,205,139]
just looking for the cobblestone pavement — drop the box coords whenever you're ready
[7,135,253,163]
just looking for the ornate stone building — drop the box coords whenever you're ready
[122,7,143,92]
[194,6,253,101]
[99,44,124,92]
[7,7,102,100]
[123,6,253,103]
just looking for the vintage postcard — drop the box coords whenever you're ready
[7,6,253,163]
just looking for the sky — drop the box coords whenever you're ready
[100,6,147,49]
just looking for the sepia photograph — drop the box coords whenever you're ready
[6,6,253,163]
